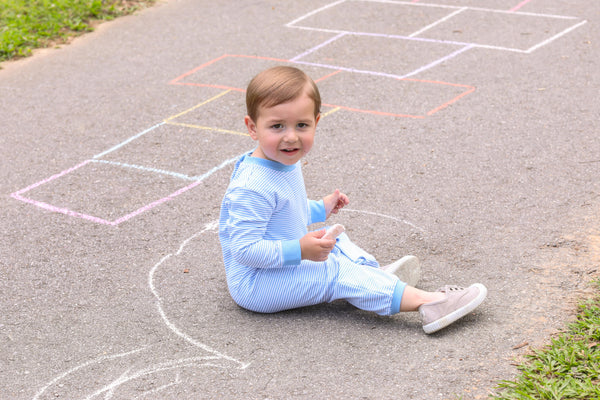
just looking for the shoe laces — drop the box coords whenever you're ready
[438,285,465,293]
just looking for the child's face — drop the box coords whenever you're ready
[245,91,320,166]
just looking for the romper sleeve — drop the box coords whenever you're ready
[307,199,326,225]
[224,187,301,268]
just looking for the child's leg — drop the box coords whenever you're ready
[230,259,340,313]
[230,254,402,315]
[331,258,405,316]
[399,286,445,311]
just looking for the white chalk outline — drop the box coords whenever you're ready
[32,221,249,400]
[148,220,250,370]
[344,208,427,234]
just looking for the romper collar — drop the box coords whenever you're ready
[242,151,298,172]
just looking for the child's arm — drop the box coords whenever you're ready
[225,188,336,267]
[323,189,349,219]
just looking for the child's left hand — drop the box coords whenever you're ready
[323,189,349,218]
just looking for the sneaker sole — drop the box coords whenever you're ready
[383,255,421,287]
[422,283,487,334]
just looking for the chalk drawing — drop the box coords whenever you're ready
[148,221,249,369]
[286,0,587,53]
[10,153,240,226]
[509,0,534,12]
[10,0,587,227]
[33,221,248,399]
[170,54,476,119]
[345,208,427,235]
[31,206,421,397]
[17,1,589,397]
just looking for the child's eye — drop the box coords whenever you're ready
[271,124,284,130]
[297,123,309,128]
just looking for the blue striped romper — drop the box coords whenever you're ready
[218,152,405,315]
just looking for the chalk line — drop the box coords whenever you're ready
[164,90,232,122]
[344,208,427,234]
[525,20,588,54]
[409,7,467,38]
[399,44,474,79]
[148,220,250,369]
[111,155,240,225]
[509,0,533,12]
[94,122,165,159]
[84,357,229,400]
[321,107,342,118]
[131,372,181,399]
[91,159,198,181]
[11,159,91,196]
[33,346,149,400]
[165,121,249,137]
[10,159,115,225]
[11,153,240,226]
[293,59,406,80]
[285,0,347,27]
[10,192,115,225]
[290,32,347,62]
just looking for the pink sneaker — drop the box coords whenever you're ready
[419,283,487,334]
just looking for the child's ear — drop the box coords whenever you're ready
[315,113,321,126]
[245,116,258,140]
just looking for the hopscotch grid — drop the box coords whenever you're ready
[336,0,580,19]
[286,0,585,53]
[11,152,241,226]
[172,54,476,118]
[9,76,347,226]
[11,0,586,226]
[11,86,251,226]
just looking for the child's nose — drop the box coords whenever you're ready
[283,128,299,141]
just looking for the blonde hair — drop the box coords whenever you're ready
[246,66,321,121]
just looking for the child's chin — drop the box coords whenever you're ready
[279,151,301,163]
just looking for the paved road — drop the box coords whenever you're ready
[1,0,599,398]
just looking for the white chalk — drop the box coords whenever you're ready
[322,224,345,240]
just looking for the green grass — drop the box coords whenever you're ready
[0,0,156,62]
[491,280,600,399]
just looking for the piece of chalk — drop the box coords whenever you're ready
[323,224,345,240]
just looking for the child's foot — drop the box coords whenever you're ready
[382,255,421,287]
[419,283,487,334]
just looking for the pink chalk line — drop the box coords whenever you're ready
[10,155,241,226]
[10,160,114,225]
[509,0,534,12]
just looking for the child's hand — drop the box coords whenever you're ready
[323,189,349,218]
[300,229,336,262]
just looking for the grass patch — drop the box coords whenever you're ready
[0,0,156,62]
[491,280,600,399]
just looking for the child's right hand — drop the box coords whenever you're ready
[299,229,336,262]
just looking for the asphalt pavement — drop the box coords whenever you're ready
[1,0,599,398]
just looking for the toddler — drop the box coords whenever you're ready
[219,66,486,334]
